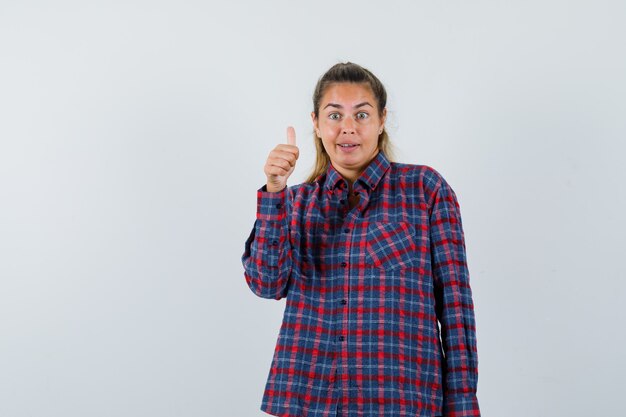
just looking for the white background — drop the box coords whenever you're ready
[1,1,624,416]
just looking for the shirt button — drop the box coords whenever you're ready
[272,240,278,246]
[340,262,347,267]
[341,299,347,305]
[343,228,350,233]
[338,336,345,341]
[275,203,282,209]
[339,199,345,204]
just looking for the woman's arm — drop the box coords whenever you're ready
[241,185,293,300]
[429,175,481,417]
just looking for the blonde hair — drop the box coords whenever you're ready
[305,62,395,183]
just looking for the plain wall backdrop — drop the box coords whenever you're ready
[1,1,624,416]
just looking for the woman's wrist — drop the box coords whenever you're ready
[266,183,286,193]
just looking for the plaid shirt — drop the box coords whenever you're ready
[242,151,481,417]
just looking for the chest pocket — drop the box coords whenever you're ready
[365,221,418,271]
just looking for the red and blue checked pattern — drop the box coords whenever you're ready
[242,151,480,417]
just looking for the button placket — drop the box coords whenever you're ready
[335,214,350,394]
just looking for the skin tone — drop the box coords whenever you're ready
[264,82,386,198]
[264,126,299,193]
[312,82,386,186]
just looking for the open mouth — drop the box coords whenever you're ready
[338,143,359,148]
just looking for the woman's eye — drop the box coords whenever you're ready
[356,112,369,119]
[329,113,341,120]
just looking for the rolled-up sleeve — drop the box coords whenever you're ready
[241,185,293,300]
[429,177,481,417]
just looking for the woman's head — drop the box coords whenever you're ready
[307,62,393,184]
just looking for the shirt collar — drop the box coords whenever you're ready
[315,151,391,193]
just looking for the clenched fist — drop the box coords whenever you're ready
[264,126,300,192]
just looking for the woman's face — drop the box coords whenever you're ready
[312,82,386,183]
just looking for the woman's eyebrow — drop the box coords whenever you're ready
[323,101,374,110]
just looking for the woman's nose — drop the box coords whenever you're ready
[341,117,356,134]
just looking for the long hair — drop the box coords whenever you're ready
[305,62,395,183]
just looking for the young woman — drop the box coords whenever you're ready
[242,62,481,417]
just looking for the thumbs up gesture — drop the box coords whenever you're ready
[264,126,300,192]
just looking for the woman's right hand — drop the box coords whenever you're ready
[264,126,300,192]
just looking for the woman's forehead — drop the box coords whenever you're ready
[320,82,376,108]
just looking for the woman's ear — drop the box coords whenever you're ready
[311,111,319,136]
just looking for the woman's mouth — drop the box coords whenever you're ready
[337,143,360,153]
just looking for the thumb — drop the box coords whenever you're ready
[286,126,296,146]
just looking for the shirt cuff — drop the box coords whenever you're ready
[443,393,481,416]
[256,184,288,221]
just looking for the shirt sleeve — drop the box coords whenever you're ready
[429,177,481,417]
[241,184,293,300]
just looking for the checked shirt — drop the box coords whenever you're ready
[242,151,481,417]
